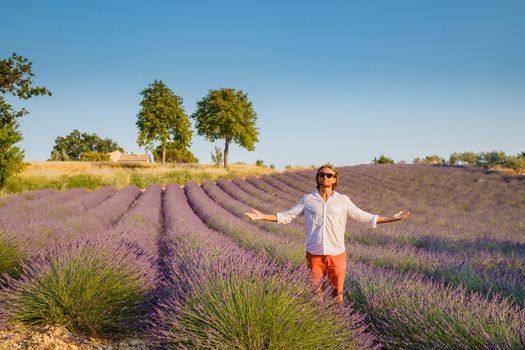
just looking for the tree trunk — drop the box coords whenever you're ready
[223,138,229,169]
[162,141,166,167]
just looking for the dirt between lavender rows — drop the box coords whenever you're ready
[0,325,148,350]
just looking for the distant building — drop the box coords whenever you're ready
[107,150,150,163]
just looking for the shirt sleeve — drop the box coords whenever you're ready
[276,196,305,224]
[346,197,378,228]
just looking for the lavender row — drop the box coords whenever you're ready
[201,180,304,239]
[0,187,88,227]
[232,177,292,208]
[272,172,314,193]
[260,174,304,198]
[217,178,307,228]
[0,188,56,211]
[217,178,290,212]
[184,181,304,264]
[108,184,163,259]
[245,176,298,202]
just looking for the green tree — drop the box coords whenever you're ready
[476,151,507,169]
[192,88,258,168]
[152,142,198,163]
[136,80,192,166]
[49,129,123,160]
[0,53,51,188]
[373,155,395,164]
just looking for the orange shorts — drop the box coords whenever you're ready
[306,251,346,302]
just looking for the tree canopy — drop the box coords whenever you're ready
[1,53,51,187]
[136,80,192,166]
[192,88,258,168]
[414,155,446,164]
[49,129,123,161]
[372,155,395,164]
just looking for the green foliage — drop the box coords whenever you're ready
[50,130,122,161]
[448,151,479,166]
[373,155,395,164]
[192,88,258,168]
[476,151,507,169]
[0,53,51,188]
[505,156,525,174]
[136,80,192,166]
[449,151,525,173]
[4,174,104,193]
[0,239,24,279]
[210,146,223,166]
[80,152,110,162]
[414,155,446,164]
[152,142,198,164]
[255,159,265,167]
[0,117,26,187]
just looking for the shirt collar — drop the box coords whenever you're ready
[313,190,339,200]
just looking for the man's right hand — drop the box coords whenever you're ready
[245,208,264,220]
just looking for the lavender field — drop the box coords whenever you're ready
[1,164,525,349]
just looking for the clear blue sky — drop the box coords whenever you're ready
[2,0,524,168]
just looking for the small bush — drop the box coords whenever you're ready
[80,152,110,162]
[63,175,102,190]
[372,155,394,164]
[211,146,223,166]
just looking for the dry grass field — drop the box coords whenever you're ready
[0,161,276,195]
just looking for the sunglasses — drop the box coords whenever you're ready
[318,172,336,178]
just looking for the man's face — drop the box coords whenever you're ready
[317,167,337,189]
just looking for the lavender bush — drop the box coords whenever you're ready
[0,236,156,335]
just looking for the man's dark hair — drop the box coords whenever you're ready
[316,164,338,191]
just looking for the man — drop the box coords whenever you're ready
[245,164,410,302]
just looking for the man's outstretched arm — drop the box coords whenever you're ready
[245,208,277,222]
[377,211,410,224]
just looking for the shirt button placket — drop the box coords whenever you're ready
[322,201,326,255]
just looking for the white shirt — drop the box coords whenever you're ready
[276,191,378,255]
